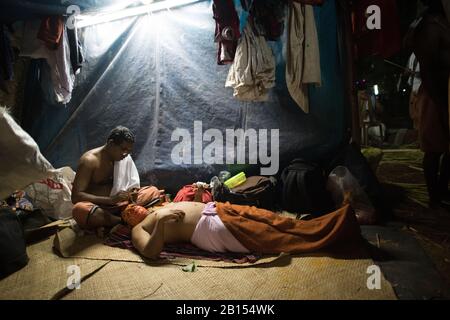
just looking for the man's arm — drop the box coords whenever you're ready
[131,209,185,259]
[71,156,119,205]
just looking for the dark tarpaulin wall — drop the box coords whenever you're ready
[21,0,346,193]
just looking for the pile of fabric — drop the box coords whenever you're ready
[0,16,83,103]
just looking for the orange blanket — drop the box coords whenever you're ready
[216,202,361,254]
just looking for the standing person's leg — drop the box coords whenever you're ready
[423,152,442,206]
[417,85,448,207]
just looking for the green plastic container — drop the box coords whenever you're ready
[224,172,246,189]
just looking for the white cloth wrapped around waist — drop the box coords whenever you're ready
[190,202,249,253]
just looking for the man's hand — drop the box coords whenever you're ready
[156,209,185,223]
[111,190,130,204]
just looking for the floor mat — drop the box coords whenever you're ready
[1,235,397,299]
[63,252,396,300]
[0,237,109,299]
[54,228,284,267]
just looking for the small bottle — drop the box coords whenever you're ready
[210,176,221,190]
[218,171,231,183]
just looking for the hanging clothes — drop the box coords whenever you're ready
[0,24,14,82]
[66,26,84,74]
[212,0,240,65]
[286,2,321,113]
[241,0,286,41]
[225,22,275,102]
[37,16,64,50]
[20,19,75,104]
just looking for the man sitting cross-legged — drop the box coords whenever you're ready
[71,126,163,229]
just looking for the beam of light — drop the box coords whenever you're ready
[76,0,203,28]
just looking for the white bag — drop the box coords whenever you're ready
[0,108,54,200]
[25,167,75,220]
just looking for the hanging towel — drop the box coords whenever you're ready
[225,22,275,101]
[286,3,321,113]
[110,155,140,197]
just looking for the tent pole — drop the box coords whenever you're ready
[339,0,361,147]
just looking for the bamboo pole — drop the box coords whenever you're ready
[337,0,361,146]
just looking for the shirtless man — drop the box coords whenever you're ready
[412,0,450,207]
[71,126,161,229]
[131,201,360,259]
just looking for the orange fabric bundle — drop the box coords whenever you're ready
[121,204,149,227]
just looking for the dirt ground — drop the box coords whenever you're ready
[375,149,450,289]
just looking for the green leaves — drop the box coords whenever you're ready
[182,261,197,272]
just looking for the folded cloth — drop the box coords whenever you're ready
[104,224,260,264]
[215,202,362,254]
[110,155,140,196]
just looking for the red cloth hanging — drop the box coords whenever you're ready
[37,16,64,50]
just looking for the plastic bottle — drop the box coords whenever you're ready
[224,172,246,189]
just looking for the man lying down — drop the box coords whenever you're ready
[70,126,361,258]
[131,201,362,259]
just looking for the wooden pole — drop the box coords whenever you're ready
[337,0,361,147]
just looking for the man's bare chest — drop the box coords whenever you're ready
[91,161,114,185]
